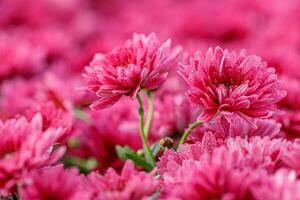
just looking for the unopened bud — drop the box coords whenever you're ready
[159,137,174,151]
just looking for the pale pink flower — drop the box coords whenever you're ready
[0,74,74,134]
[86,161,158,200]
[281,139,300,172]
[276,76,300,138]
[189,115,281,143]
[151,94,193,138]
[0,31,45,79]
[21,165,90,200]
[157,142,208,181]
[83,33,182,110]
[252,169,300,200]
[158,137,287,199]
[226,137,286,172]
[0,114,65,194]
[178,47,286,123]
[159,146,258,200]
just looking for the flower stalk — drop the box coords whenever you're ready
[137,94,155,166]
[178,121,203,148]
[144,90,153,139]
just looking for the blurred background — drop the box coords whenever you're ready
[1,0,300,78]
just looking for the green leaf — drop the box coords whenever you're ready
[116,145,130,160]
[116,145,153,171]
[62,155,98,174]
[126,151,153,171]
[67,137,81,148]
[74,108,92,124]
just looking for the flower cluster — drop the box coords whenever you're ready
[1,0,300,199]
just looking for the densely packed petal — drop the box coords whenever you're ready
[83,33,182,110]
[21,165,89,200]
[86,161,158,200]
[178,47,287,123]
[158,137,288,199]
[189,115,281,143]
[0,114,65,194]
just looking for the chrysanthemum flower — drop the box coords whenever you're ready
[21,165,89,200]
[150,94,193,138]
[158,146,258,199]
[189,115,281,143]
[83,33,182,110]
[178,47,286,123]
[86,161,158,200]
[158,137,287,199]
[0,114,65,194]
[281,139,300,172]
[0,74,74,134]
[276,76,300,138]
[226,137,286,172]
[0,31,45,79]
[252,169,300,200]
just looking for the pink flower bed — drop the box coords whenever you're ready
[0,0,300,199]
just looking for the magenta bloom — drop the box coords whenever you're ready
[0,74,74,133]
[21,165,89,200]
[178,47,286,123]
[281,139,300,173]
[189,115,281,144]
[0,31,45,79]
[276,76,300,138]
[150,94,193,138]
[86,161,158,200]
[158,146,258,199]
[252,169,300,200]
[83,33,182,110]
[158,137,287,199]
[0,114,65,194]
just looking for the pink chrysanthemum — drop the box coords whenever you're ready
[0,31,45,79]
[0,114,65,194]
[83,33,182,110]
[0,74,74,135]
[21,165,89,200]
[159,146,258,200]
[281,139,300,173]
[276,76,300,138]
[152,94,194,138]
[178,47,286,123]
[226,137,286,172]
[189,115,281,144]
[158,137,287,199]
[86,161,158,200]
[252,169,300,200]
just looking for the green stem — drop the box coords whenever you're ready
[144,90,153,139]
[137,95,155,166]
[178,121,203,148]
